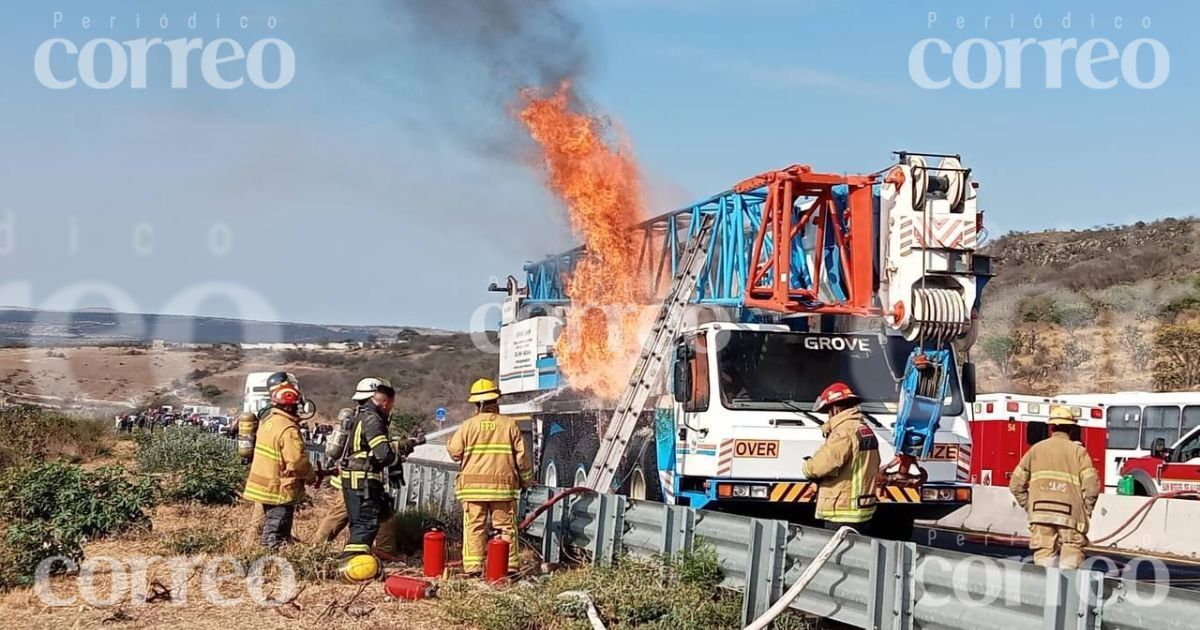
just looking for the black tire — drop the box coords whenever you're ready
[566,427,600,489]
[538,425,572,488]
[616,433,663,502]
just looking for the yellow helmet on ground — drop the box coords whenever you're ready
[338,554,381,583]
[467,378,501,403]
[1048,405,1077,426]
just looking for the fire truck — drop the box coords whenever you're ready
[968,393,1105,488]
[495,152,993,532]
[1061,392,1200,492]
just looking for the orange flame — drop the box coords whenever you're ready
[518,82,646,400]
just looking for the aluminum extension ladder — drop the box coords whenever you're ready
[584,214,715,492]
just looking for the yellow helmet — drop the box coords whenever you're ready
[467,378,501,403]
[338,554,381,583]
[1048,405,1077,426]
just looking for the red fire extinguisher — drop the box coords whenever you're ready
[384,575,437,601]
[485,537,510,584]
[423,528,446,578]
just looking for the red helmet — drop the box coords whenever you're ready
[813,382,861,414]
[271,383,301,407]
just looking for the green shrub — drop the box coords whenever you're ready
[1016,295,1057,324]
[979,334,1016,377]
[136,427,228,472]
[0,522,84,589]
[166,461,244,504]
[0,405,113,468]
[1051,300,1095,332]
[0,462,157,589]
[136,428,243,504]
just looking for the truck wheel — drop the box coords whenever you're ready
[617,435,663,502]
[566,425,601,489]
[539,430,572,488]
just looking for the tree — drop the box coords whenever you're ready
[389,411,427,437]
[979,334,1016,378]
[1152,323,1200,391]
[1051,300,1095,335]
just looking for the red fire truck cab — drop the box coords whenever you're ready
[1119,423,1200,495]
[970,393,1106,488]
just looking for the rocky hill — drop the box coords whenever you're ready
[0,308,439,346]
[975,217,1200,396]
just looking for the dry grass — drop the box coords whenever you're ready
[0,491,468,630]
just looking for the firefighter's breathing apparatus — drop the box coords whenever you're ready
[321,405,425,495]
[235,385,317,464]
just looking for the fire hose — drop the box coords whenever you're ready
[1090,489,1200,545]
[743,526,853,630]
[516,486,852,630]
[960,490,1200,548]
[518,486,595,531]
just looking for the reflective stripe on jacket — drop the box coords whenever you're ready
[242,408,314,505]
[447,412,533,501]
[802,407,880,524]
[339,402,397,490]
[1010,432,1100,533]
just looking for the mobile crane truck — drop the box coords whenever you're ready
[493,152,992,535]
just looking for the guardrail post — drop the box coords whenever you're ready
[441,470,458,515]
[590,494,626,566]
[661,505,695,557]
[868,539,915,630]
[1042,568,1101,630]
[741,518,787,627]
[540,489,569,565]
[394,463,412,511]
[417,466,432,508]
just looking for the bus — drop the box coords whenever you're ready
[970,393,1105,488]
[1058,392,1200,491]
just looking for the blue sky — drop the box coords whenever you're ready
[0,1,1195,329]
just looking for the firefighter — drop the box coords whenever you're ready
[1009,405,1100,569]
[803,382,881,528]
[337,377,399,574]
[241,381,316,548]
[447,378,533,576]
[315,406,397,555]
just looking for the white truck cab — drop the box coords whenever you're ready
[500,307,974,523]
[661,322,972,514]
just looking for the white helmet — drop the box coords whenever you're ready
[353,377,394,401]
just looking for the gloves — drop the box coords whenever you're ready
[387,469,405,489]
[392,437,419,458]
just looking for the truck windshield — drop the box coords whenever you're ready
[714,330,963,416]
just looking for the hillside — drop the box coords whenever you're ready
[3,217,1198,416]
[0,332,497,428]
[975,217,1200,396]
[0,308,442,346]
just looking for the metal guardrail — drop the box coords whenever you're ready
[217,436,1200,629]
[399,458,1200,630]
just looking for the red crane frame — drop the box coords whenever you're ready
[735,164,880,315]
